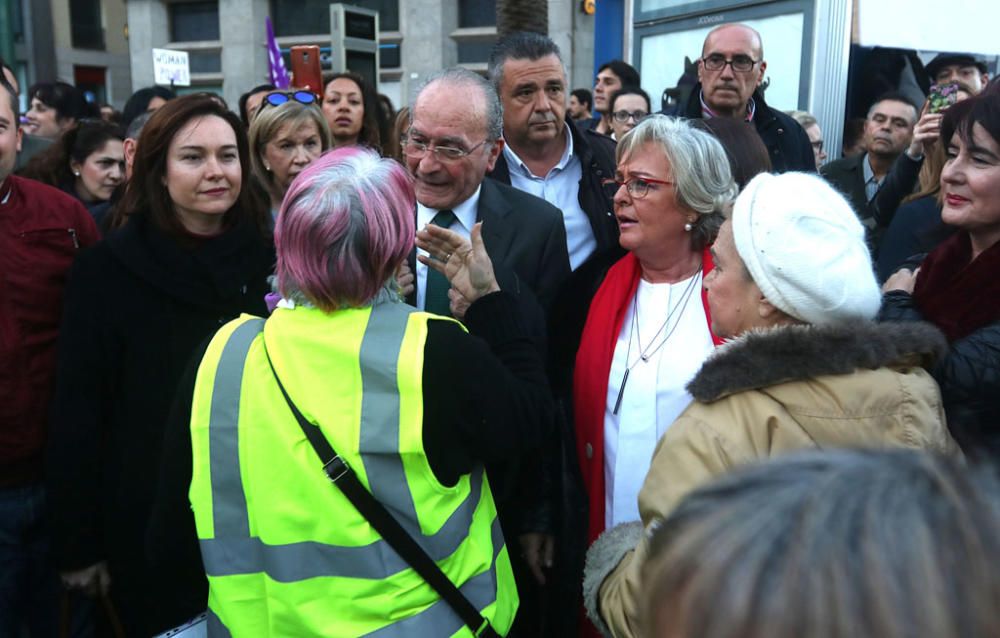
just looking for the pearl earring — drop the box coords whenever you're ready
[684,222,693,232]
[73,170,80,177]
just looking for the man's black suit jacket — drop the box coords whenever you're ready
[821,153,870,223]
[406,178,571,312]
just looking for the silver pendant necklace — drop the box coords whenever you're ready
[613,266,701,415]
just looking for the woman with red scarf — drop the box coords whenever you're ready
[571,116,736,548]
[881,90,1000,460]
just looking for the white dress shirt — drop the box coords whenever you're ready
[415,187,481,310]
[503,124,596,270]
[603,274,714,528]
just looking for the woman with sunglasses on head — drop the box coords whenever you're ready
[45,95,274,636]
[607,87,651,141]
[249,89,332,220]
[19,118,125,223]
[322,71,382,152]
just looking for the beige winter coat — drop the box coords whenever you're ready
[584,321,961,638]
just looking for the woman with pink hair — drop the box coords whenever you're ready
[148,146,552,635]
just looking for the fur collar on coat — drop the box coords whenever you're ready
[688,320,948,403]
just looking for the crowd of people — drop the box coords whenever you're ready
[2,21,999,638]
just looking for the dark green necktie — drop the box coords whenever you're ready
[424,209,456,316]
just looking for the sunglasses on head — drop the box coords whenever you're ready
[263,90,318,108]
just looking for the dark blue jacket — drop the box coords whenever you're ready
[663,83,817,174]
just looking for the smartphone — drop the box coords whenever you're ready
[928,82,959,114]
[290,46,323,96]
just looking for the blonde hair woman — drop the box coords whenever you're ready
[248,90,332,219]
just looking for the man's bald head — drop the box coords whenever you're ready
[697,23,767,118]
[703,24,764,60]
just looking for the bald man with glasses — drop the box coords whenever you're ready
[664,23,816,173]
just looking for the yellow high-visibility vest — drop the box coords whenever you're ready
[188,300,517,637]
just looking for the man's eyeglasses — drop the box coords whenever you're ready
[811,140,825,152]
[612,110,648,124]
[602,176,674,199]
[701,54,759,73]
[402,135,489,162]
[263,90,318,109]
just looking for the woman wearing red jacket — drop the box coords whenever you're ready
[572,116,735,547]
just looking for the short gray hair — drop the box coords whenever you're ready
[487,31,565,96]
[410,67,503,141]
[617,115,737,251]
[786,110,818,130]
[643,449,1000,638]
[125,110,153,140]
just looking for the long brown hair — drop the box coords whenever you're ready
[110,94,268,235]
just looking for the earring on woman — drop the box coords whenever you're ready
[684,221,693,232]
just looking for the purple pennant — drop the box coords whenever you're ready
[266,17,291,89]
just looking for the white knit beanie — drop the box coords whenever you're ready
[731,172,882,326]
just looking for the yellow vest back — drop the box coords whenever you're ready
[188,301,517,637]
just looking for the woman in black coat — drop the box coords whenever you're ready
[880,92,1000,461]
[46,95,274,636]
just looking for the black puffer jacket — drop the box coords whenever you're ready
[880,291,1000,460]
[664,83,817,173]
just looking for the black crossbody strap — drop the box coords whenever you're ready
[263,351,500,638]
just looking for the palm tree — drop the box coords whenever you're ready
[496,0,547,36]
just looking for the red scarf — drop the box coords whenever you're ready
[572,248,721,544]
[912,231,1000,343]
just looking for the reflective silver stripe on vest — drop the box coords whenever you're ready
[206,609,231,638]
[365,519,505,638]
[356,302,483,557]
[201,304,502,583]
[358,302,420,522]
[204,519,504,638]
[209,318,265,539]
[200,469,492,581]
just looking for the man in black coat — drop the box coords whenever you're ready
[821,93,918,250]
[487,31,621,273]
[665,23,816,174]
[402,67,570,316]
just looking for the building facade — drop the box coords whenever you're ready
[3,0,132,109]
[124,0,597,111]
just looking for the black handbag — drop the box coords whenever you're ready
[264,352,501,638]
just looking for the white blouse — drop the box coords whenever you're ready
[603,273,714,528]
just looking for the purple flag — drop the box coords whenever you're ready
[266,17,291,89]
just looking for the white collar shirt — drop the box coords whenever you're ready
[503,123,595,270]
[415,186,481,310]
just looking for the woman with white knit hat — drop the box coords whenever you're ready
[582,171,962,638]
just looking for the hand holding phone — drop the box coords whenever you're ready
[290,46,323,96]
[928,82,960,114]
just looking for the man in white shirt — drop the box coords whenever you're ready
[402,67,570,314]
[487,32,621,272]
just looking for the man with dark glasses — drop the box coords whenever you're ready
[663,23,815,174]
